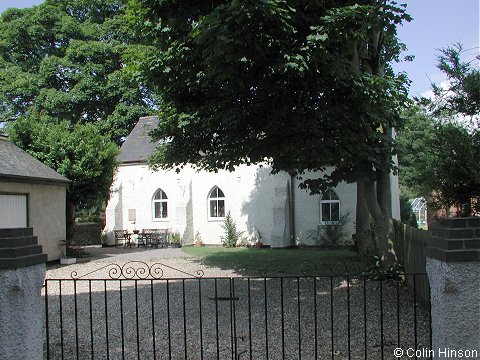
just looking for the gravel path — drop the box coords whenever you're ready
[44,252,431,360]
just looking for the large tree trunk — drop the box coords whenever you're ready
[363,176,396,266]
[66,199,76,241]
[355,181,373,255]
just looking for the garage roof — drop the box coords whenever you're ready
[0,136,70,185]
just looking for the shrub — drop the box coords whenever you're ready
[169,231,182,244]
[221,211,243,247]
[306,212,350,246]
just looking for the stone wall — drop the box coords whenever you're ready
[426,217,480,357]
[0,227,47,360]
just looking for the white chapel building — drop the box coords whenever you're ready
[104,116,400,247]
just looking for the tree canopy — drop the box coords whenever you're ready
[130,0,411,260]
[0,0,154,144]
[0,0,155,231]
[131,0,410,190]
[399,45,480,216]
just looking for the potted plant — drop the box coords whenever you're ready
[169,231,182,248]
[194,231,204,247]
[58,239,76,265]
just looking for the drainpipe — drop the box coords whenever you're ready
[289,173,296,247]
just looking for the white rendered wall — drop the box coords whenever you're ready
[105,164,194,233]
[190,165,289,245]
[293,170,357,246]
[105,164,367,247]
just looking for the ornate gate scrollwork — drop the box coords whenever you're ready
[70,261,205,279]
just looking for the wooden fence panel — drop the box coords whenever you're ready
[392,221,431,307]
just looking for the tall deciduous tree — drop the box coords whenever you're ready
[0,0,154,235]
[129,0,411,262]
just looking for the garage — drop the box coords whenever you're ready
[0,135,69,260]
[0,194,28,228]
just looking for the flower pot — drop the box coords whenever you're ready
[60,257,76,265]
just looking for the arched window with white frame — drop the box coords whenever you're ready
[208,186,225,219]
[320,189,340,224]
[152,188,168,220]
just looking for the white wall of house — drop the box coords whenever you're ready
[294,174,357,246]
[0,181,66,261]
[104,163,364,247]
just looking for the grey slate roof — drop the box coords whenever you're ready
[0,136,69,184]
[118,116,160,163]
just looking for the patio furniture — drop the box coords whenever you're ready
[137,229,153,247]
[114,230,132,248]
[151,229,168,248]
[138,229,168,248]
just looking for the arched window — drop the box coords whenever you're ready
[208,186,225,219]
[152,189,168,219]
[320,189,340,224]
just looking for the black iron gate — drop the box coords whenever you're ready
[44,262,432,359]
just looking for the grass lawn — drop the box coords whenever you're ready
[182,246,367,275]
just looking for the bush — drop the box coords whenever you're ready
[306,212,350,246]
[221,211,243,247]
[168,231,182,244]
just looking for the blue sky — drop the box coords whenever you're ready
[0,0,478,97]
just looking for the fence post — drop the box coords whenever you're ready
[0,228,47,360]
[426,217,480,358]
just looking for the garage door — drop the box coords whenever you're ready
[0,194,28,228]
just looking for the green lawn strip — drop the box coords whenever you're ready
[181,246,366,276]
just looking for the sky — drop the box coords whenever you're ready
[0,0,479,97]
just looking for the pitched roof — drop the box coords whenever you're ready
[118,116,160,163]
[0,136,69,185]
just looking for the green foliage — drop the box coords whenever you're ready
[398,108,480,216]
[419,43,480,124]
[130,0,411,194]
[0,0,154,144]
[220,211,243,248]
[0,0,156,229]
[362,256,404,280]
[399,193,418,228]
[400,44,480,216]
[8,118,118,210]
[306,212,351,246]
[168,231,182,244]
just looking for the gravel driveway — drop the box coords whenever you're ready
[44,248,431,360]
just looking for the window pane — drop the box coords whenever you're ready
[217,188,225,197]
[322,203,330,222]
[331,203,340,222]
[210,200,217,217]
[154,202,161,218]
[154,189,167,200]
[161,202,168,218]
[326,189,339,200]
[218,200,225,217]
